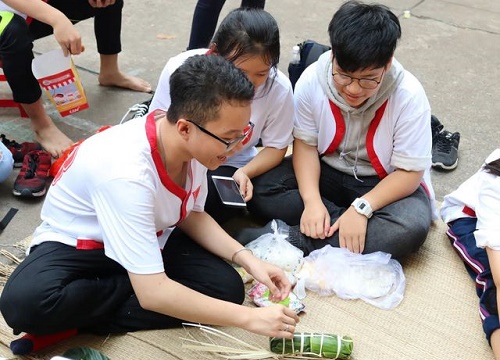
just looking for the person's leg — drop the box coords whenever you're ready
[0,242,133,335]
[285,186,431,259]
[92,0,151,92]
[187,0,226,50]
[240,0,265,8]
[35,0,150,93]
[97,53,150,92]
[247,156,306,225]
[249,155,353,225]
[446,217,500,348]
[86,229,245,334]
[0,241,133,354]
[1,238,243,342]
[1,14,72,158]
[239,159,344,243]
[205,166,247,224]
[246,161,431,259]
[20,101,73,158]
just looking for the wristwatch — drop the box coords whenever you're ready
[351,198,373,218]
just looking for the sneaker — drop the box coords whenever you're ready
[119,95,153,124]
[431,115,444,141]
[131,97,152,119]
[432,130,460,170]
[0,134,42,168]
[12,150,52,197]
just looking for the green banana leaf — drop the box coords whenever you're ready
[270,332,353,359]
[62,346,111,360]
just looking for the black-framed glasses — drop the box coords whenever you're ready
[332,68,385,90]
[186,119,254,153]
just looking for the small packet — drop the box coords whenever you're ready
[248,282,305,314]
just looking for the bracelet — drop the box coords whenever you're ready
[231,248,253,263]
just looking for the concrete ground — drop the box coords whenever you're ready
[1,0,499,255]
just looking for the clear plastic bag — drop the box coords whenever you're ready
[297,245,405,310]
[245,220,304,274]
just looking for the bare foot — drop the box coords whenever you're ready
[34,123,74,158]
[99,72,152,93]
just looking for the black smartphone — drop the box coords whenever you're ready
[211,175,246,207]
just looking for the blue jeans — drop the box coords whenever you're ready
[248,156,432,259]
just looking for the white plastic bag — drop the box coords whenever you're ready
[297,245,405,310]
[245,220,304,274]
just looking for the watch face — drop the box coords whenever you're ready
[353,198,372,218]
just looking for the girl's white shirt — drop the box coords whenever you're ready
[441,149,500,249]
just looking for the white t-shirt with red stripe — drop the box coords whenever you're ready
[31,113,208,274]
[149,49,294,168]
[440,149,500,249]
[293,53,437,218]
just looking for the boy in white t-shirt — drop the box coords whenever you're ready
[245,0,436,259]
[0,55,299,355]
[150,8,294,225]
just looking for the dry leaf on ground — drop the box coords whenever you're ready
[156,33,176,40]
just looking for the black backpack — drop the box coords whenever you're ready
[288,40,331,90]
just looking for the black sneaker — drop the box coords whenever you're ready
[0,134,42,167]
[431,115,444,141]
[432,130,460,170]
[131,97,152,119]
[119,96,153,124]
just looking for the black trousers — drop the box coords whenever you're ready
[0,0,123,104]
[187,0,265,50]
[0,234,244,335]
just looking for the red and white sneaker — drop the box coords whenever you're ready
[12,150,52,197]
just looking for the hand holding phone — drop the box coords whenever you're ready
[211,175,246,207]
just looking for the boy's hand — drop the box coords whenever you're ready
[246,305,299,339]
[244,257,291,302]
[333,207,368,254]
[300,201,332,239]
[53,18,84,56]
[232,168,253,201]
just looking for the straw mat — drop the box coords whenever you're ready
[0,219,494,359]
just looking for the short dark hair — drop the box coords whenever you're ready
[167,55,254,126]
[484,158,500,177]
[328,0,401,72]
[212,8,280,88]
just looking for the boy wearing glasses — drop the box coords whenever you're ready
[245,0,437,259]
[0,55,299,356]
